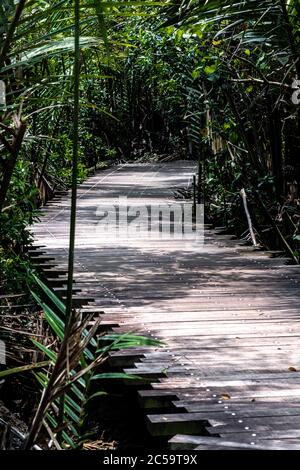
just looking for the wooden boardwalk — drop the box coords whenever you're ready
[30,162,300,450]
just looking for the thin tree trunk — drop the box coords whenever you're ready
[0,119,27,211]
[240,188,257,246]
[268,101,283,200]
[224,88,262,175]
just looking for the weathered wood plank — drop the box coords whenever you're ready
[169,434,300,450]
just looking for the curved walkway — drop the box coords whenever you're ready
[30,162,300,450]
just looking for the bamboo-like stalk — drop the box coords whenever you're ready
[65,0,80,327]
[58,0,81,444]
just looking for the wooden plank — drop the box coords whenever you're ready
[138,390,179,409]
[147,413,207,437]
[173,407,300,421]
[207,420,300,436]
[168,434,300,451]
[174,401,300,413]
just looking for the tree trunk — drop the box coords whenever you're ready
[0,119,27,211]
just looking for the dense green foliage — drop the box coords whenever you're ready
[164,0,300,255]
[1,0,300,448]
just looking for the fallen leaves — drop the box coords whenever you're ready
[221,393,231,400]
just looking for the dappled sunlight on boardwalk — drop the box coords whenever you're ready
[31,162,300,450]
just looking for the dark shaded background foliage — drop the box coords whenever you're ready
[1,0,300,292]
